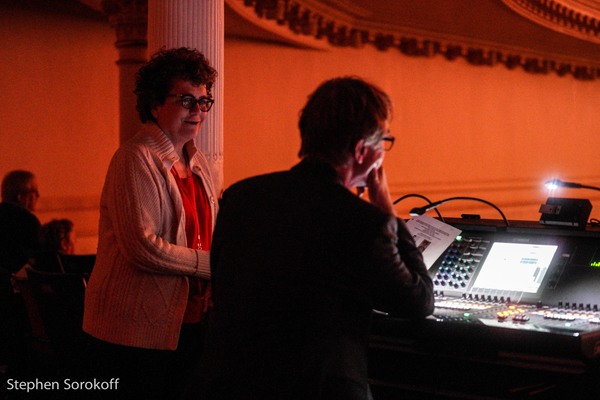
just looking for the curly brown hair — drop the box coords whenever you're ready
[134,47,217,123]
[40,219,73,253]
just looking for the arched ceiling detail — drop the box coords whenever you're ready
[225,0,600,81]
[502,0,600,44]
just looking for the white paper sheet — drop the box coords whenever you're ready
[405,214,462,269]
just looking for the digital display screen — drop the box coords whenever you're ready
[472,242,558,293]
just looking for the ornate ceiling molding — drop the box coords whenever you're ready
[227,0,600,81]
[501,0,600,44]
[101,0,148,50]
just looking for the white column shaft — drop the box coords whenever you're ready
[148,0,225,190]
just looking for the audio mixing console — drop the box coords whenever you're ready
[369,218,600,399]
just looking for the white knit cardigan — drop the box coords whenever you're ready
[83,123,220,350]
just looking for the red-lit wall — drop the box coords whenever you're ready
[224,38,600,222]
[2,4,600,252]
[0,4,118,253]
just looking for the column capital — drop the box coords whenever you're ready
[102,0,148,143]
[102,0,148,48]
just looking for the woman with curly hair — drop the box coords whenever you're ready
[83,47,220,399]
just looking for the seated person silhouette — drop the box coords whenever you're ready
[0,170,41,274]
[34,219,76,273]
[0,170,41,371]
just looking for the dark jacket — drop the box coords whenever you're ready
[200,159,434,400]
[0,201,41,273]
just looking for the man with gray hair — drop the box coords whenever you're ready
[0,169,41,372]
[0,169,41,273]
[198,77,434,400]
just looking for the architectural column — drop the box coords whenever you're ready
[102,0,148,144]
[148,0,225,190]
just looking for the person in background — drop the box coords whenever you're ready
[39,218,75,255]
[197,77,434,400]
[0,170,41,375]
[83,47,220,399]
[0,170,41,274]
[32,218,76,274]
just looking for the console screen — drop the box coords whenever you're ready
[472,242,558,293]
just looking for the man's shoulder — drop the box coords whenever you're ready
[226,170,291,193]
[0,202,39,221]
[0,202,41,233]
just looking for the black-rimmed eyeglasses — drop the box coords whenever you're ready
[167,94,214,112]
[381,136,395,151]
